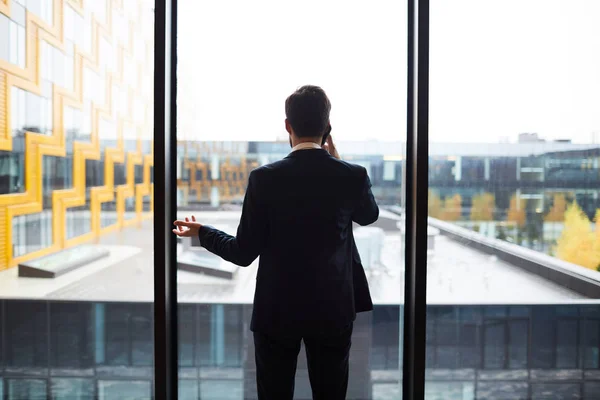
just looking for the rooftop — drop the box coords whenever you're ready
[248,140,600,158]
[0,210,586,303]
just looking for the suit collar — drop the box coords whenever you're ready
[291,142,322,152]
[284,148,330,159]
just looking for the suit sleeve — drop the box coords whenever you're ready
[352,167,379,226]
[197,171,267,267]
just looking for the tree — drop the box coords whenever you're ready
[470,192,495,221]
[545,193,567,222]
[555,202,600,271]
[440,194,462,221]
[595,209,600,271]
[595,209,600,242]
[428,190,442,218]
[507,194,526,228]
[496,225,507,241]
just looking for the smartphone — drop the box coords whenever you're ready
[322,124,332,145]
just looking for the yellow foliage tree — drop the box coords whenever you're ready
[545,193,567,222]
[555,202,600,271]
[428,190,442,219]
[470,192,495,221]
[595,209,600,271]
[440,194,462,221]
[595,209,600,242]
[507,194,527,227]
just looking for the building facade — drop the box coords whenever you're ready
[1,301,599,399]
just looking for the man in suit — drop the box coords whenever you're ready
[173,85,379,400]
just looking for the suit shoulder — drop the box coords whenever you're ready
[248,160,287,181]
[332,158,368,177]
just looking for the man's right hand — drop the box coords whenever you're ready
[323,135,340,159]
[173,215,202,237]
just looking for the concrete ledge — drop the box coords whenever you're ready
[177,251,237,279]
[18,245,110,279]
[428,218,600,298]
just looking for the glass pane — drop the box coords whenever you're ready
[0,0,156,397]
[427,0,600,398]
[7,379,47,400]
[177,0,407,398]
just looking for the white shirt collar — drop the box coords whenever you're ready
[291,142,322,153]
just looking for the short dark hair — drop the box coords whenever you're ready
[285,85,331,138]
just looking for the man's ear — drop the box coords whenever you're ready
[285,119,293,135]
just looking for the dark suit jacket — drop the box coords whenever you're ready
[198,148,379,335]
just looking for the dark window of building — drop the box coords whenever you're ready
[85,158,104,188]
[584,382,600,399]
[582,319,599,369]
[556,319,578,368]
[224,305,244,367]
[425,309,437,368]
[50,378,94,399]
[429,158,456,183]
[372,306,400,370]
[458,307,482,368]
[0,149,25,194]
[489,158,517,182]
[131,310,153,366]
[531,383,581,400]
[5,300,48,368]
[49,302,94,369]
[531,307,556,368]
[476,381,528,400]
[6,379,47,400]
[98,380,152,398]
[43,156,72,209]
[462,157,485,181]
[104,303,153,366]
[508,320,528,369]
[0,300,3,368]
[197,305,212,366]
[483,321,505,369]
[113,162,126,186]
[134,164,144,184]
[179,380,199,399]
[179,305,196,367]
[436,309,459,369]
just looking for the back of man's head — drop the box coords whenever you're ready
[285,85,331,138]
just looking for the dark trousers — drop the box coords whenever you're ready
[253,323,353,400]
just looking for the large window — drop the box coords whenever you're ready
[176,0,407,398]
[426,1,600,398]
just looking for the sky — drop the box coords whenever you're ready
[177,0,600,144]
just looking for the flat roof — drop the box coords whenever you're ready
[248,141,600,158]
[0,210,585,303]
